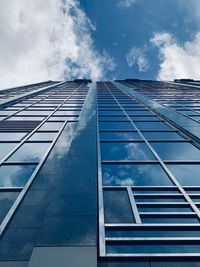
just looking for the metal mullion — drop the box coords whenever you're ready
[96,88,107,257]
[110,82,200,220]
[127,187,141,224]
[0,82,86,237]
[0,83,83,166]
[1,81,69,121]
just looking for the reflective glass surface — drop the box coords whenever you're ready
[99,122,134,130]
[104,190,134,223]
[7,143,50,162]
[102,164,173,186]
[0,165,36,186]
[167,164,200,185]
[142,132,184,140]
[100,131,142,140]
[101,142,155,160]
[0,192,19,223]
[151,142,200,160]
[0,133,27,141]
[135,122,171,130]
[38,122,63,131]
[0,143,17,161]
[28,132,57,141]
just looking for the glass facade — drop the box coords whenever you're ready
[0,79,200,266]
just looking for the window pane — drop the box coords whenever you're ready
[151,142,200,160]
[99,121,134,130]
[0,192,19,223]
[104,190,134,223]
[7,143,50,162]
[100,132,142,140]
[168,164,200,186]
[142,132,184,140]
[102,164,173,186]
[135,122,171,130]
[101,142,155,160]
[0,165,36,186]
[0,143,17,161]
[38,122,63,131]
[28,132,57,141]
[0,132,27,141]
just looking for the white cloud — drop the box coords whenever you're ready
[117,0,136,8]
[0,0,115,89]
[151,32,200,80]
[126,46,149,72]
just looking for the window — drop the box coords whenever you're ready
[7,143,50,162]
[101,142,155,160]
[151,142,200,160]
[102,164,173,186]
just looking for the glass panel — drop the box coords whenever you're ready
[142,132,184,140]
[141,216,199,224]
[135,122,171,130]
[99,122,134,130]
[102,164,173,186]
[107,243,200,253]
[101,142,155,160]
[0,192,19,223]
[99,110,124,116]
[100,132,142,140]
[53,111,80,116]
[0,143,17,161]
[28,132,57,141]
[106,229,200,237]
[167,164,200,186]
[7,116,45,121]
[7,143,50,162]
[151,142,200,160]
[0,133,27,141]
[103,190,134,223]
[0,165,36,186]
[38,122,63,131]
[138,205,191,212]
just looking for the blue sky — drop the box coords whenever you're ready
[80,0,200,80]
[0,0,200,89]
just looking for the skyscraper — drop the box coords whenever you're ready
[0,79,200,266]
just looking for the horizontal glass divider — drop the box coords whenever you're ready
[25,140,52,143]
[105,223,200,228]
[106,237,200,242]
[100,140,144,143]
[105,253,200,258]
[0,141,21,143]
[133,193,182,196]
[99,130,178,133]
[136,202,190,206]
[101,160,159,164]
[0,187,23,191]
[103,186,178,189]
[99,139,188,142]
[2,161,39,165]
[140,212,196,216]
